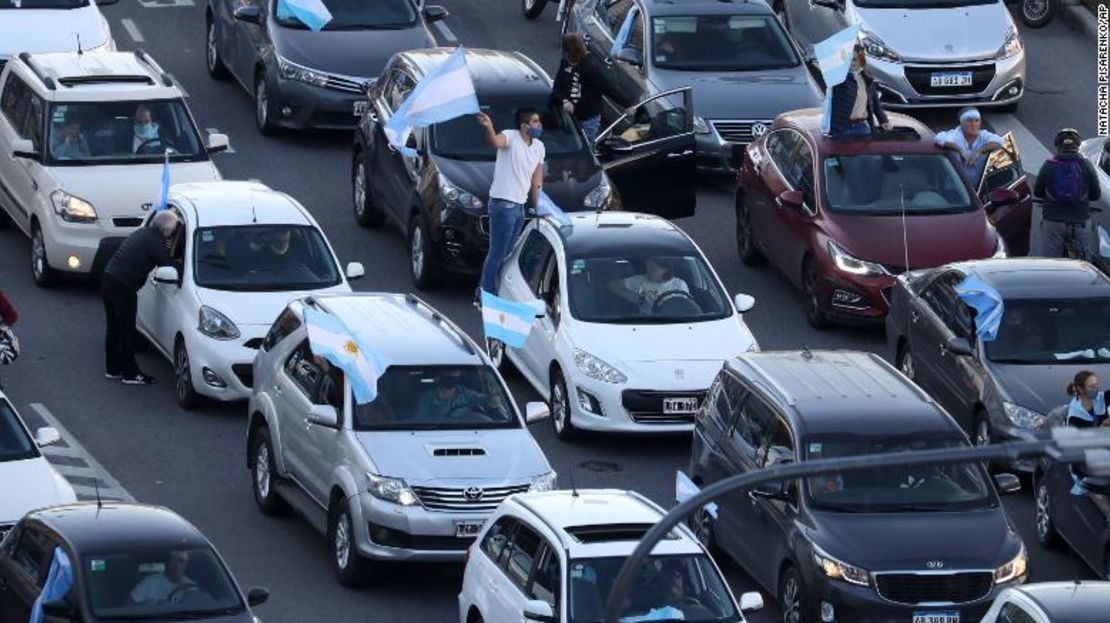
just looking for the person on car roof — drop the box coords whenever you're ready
[828,44,890,138]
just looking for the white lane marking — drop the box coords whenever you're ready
[38,444,84,459]
[30,403,136,502]
[206,128,235,153]
[991,114,1053,175]
[432,20,457,44]
[137,0,195,7]
[120,18,145,43]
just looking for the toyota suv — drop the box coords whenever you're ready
[246,293,555,586]
[0,50,226,286]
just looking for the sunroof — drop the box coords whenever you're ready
[565,523,678,544]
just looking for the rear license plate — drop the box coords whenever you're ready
[913,611,959,623]
[930,72,973,87]
[353,100,369,116]
[663,397,698,414]
[456,520,485,538]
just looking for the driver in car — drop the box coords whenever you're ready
[133,104,161,152]
[413,369,489,421]
[128,550,198,604]
[608,258,690,314]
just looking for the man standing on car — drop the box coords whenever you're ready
[1034,128,1101,259]
[828,44,891,138]
[552,33,604,143]
[935,108,1004,187]
[101,210,179,385]
[476,108,546,303]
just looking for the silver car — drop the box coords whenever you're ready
[246,293,555,586]
[779,0,1025,111]
[1079,136,1110,272]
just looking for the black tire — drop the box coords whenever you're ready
[174,339,202,410]
[352,153,386,228]
[736,192,765,266]
[250,427,289,516]
[1034,474,1060,548]
[550,367,576,441]
[1019,0,1056,28]
[205,16,231,80]
[486,338,517,377]
[408,212,442,290]
[254,73,279,136]
[0,208,11,229]
[330,502,372,587]
[31,222,60,288]
[779,565,814,623]
[801,259,828,329]
[897,343,915,381]
[522,0,547,19]
[689,505,729,568]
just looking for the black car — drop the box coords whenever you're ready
[886,258,1110,467]
[205,0,445,134]
[982,582,1110,622]
[1035,447,1110,580]
[0,503,269,623]
[564,0,823,173]
[352,47,698,289]
[689,349,1026,623]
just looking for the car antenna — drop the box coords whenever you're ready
[250,193,258,224]
[900,184,910,273]
[94,479,102,512]
[76,32,83,56]
[801,346,812,360]
[569,467,579,498]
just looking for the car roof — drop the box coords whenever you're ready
[305,294,483,366]
[726,350,959,438]
[170,182,313,228]
[1020,582,1110,622]
[951,259,1110,300]
[396,48,550,98]
[547,212,697,257]
[27,503,208,553]
[776,109,941,157]
[15,51,182,101]
[642,0,775,17]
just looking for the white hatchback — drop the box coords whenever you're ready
[0,389,75,539]
[135,181,363,408]
[490,212,759,440]
[0,0,117,63]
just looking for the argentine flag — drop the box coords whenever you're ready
[536,190,572,227]
[384,47,479,157]
[676,471,718,518]
[481,291,539,348]
[304,307,387,404]
[813,25,861,135]
[29,547,73,623]
[152,149,170,212]
[955,274,1004,342]
[276,0,333,31]
[610,5,640,56]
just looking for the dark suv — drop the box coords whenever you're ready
[689,349,1026,623]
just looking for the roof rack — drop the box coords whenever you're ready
[133,49,174,87]
[403,294,476,356]
[17,53,55,90]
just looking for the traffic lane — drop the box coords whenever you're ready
[1014,11,1100,142]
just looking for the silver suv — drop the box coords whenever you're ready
[246,293,555,586]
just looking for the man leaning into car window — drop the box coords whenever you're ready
[129,550,197,604]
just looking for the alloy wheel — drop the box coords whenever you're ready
[31,228,46,282]
[354,162,367,219]
[552,379,567,434]
[206,23,218,72]
[256,81,269,128]
[175,344,191,403]
[255,442,271,499]
[781,573,801,623]
[410,224,426,280]
[1023,0,1048,21]
[334,511,351,571]
[1035,479,1051,540]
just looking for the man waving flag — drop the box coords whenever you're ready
[814,25,861,135]
[384,47,479,157]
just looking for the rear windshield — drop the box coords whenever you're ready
[822,154,975,215]
[0,0,88,7]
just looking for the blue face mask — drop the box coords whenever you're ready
[527,126,543,139]
[1088,387,1101,400]
[135,122,158,141]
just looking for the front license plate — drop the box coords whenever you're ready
[456,520,485,538]
[663,397,698,414]
[913,611,959,623]
[930,72,973,87]
[353,100,369,116]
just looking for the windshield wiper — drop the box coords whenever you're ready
[811,502,869,513]
[989,357,1049,364]
[326,21,414,30]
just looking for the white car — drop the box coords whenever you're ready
[458,488,764,623]
[490,212,759,439]
[135,181,363,408]
[0,51,226,287]
[979,582,1110,622]
[0,389,76,540]
[0,0,117,64]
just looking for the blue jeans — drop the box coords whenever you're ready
[580,116,601,144]
[481,198,525,293]
[839,121,871,137]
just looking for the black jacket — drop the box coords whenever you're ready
[551,59,602,121]
[828,70,887,136]
[103,225,173,292]
[1033,152,1102,223]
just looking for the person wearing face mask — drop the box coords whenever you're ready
[827,44,891,138]
[133,104,161,152]
[1065,370,1110,429]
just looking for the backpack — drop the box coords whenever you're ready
[1048,157,1088,204]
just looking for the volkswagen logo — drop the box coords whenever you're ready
[751,123,768,138]
[463,487,484,502]
[926,560,944,569]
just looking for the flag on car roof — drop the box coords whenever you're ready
[481,291,540,349]
[813,25,861,135]
[152,149,170,213]
[304,307,387,404]
[276,0,333,31]
[536,190,572,228]
[29,546,73,623]
[384,47,479,157]
[955,274,1004,342]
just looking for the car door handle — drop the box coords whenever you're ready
[603,56,613,68]
[666,150,694,159]
[273,385,282,395]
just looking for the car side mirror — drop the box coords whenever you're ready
[944,336,973,357]
[246,586,270,607]
[41,598,76,618]
[522,599,556,623]
[750,481,789,501]
[233,5,262,23]
[206,132,230,154]
[739,592,764,612]
[308,404,338,429]
[35,427,61,447]
[993,473,1021,495]
[525,402,550,423]
[345,262,365,280]
[423,4,449,21]
[12,138,39,161]
[615,47,642,66]
[152,265,179,285]
[733,293,755,314]
[728,143,747,169]
[776,190,806,211]
[987,188,1019,206]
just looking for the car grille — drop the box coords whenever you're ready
[874,572,993,605]
[112,217,143,228]
[410,484,530,512]
[622,390,706,425]
[324,74,369,94]
[904,64,996,97]
[710,120,773,144]
[231,364,253,389]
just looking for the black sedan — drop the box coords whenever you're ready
[0,503,269,622]
[205,0,446,134]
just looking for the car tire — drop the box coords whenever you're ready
[486,338,517,377]
[736,193,765,266]
[31,222,60,288]
[1035,474,1060,549]
[780,565,814,623]
[802,259,829,329]
[205,17,231,80]
[174,338,202,410]
[352,154,386,229]
[1019,0,1056,28]
[250,427,289,516]
[408,212,442,290]
[0,208,11,229]
[521,0,547,19]
[550,367,577,442]
[689,505,729,568]
[254,74,280,136]
[330,502,372,587]
[897,344,915,381]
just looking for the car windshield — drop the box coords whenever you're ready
[0,399,37,463]
[822,154,975,215]
[193,225,342,292]
[84,546,244,619]
[353,365,520,431]
[569,555,739,623]
[432,97,586,161]
[855,0,994,7]
[567,251,731,324]
[985,299,1110,364]
[46,100,205,165]
[651,15,799,71]
[273,0,417,30]
[805,436,994,512]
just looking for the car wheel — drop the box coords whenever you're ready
[254,74,279,136]
[689,505,729,568]
[802,260,828,329]
[205,17,230,80]
[780,565,813,623]
[897,344,915,381]
[550,367,577,441]
[250,427,289,516]
[31,223,59,288]
[736,193,764,266]
[352,155,386,228]
[1035,475,1060,548]
[408,213,442,290]
[330,502,371,587]
[173,339,202,410]
[1019,0,1056,28]
[522,0,547,19]
[486,338,517,377]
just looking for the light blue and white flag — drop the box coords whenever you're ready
[610,5,640,56]
[29,546,73,623]
[384,47,479,157]
[152,149,170,212]
[676,470,718,518]
[536,190,572,227]
[304,307,387,404]
[481,291,540,348]
[955,274,1004,342]
[813,25,861,134]
[276,0,333,31]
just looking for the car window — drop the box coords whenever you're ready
[518,230,554,296]
[12,526,50,587]
[46,100,205,165]
[920,271,972,337]
[778,131,814,205]
[504,524,543,590]
[998,602,1037,623]
[528,544,560,613]
[604,91,688,146]
[766,130,796,175]
[757,416,794,469]
[538,256,562,325]
[284,341,323,399]
[603,0,635,36]
[0,75,36,145]
[433,96,585,160]
[383,70,417,112]
[743,395,778,464]
[719,373,748,435]
[824,154,973,215]
[480,517,516,565]
[651,15,799,71]
[273,0,418,31]
[262,307,302,352]
[0,399,38,463]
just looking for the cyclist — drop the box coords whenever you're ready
[1034,128,1101,260]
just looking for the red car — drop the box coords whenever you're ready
[734,109,1032,327]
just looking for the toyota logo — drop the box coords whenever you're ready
[751,123,768,138]
[463,487,484,502]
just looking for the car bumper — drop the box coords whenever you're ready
[41,214,136,275]
[807,576,1006,623]
[817,266,897,323]
[352,493,488,563]
[565,376,706,433]
[269,76,369,131]
[182,325,267,401]
[866,53,1024,109]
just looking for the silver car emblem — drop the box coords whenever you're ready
[751,123,768,137]
[926,560,944,569]
[463,487,484,502]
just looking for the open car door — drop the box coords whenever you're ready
[978,132,1032,256]
[594,87,696,219]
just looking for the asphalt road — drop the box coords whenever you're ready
[0,1,1103,621]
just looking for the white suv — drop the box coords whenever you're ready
[135,181,364,408]
[0,50,226,286]
[458,489,764,623]
[247,293,555,586]
[0,0,117,65]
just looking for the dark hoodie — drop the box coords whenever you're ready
[1033,151,1102,224]
[551,58,602,121]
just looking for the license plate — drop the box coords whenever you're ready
[353,100,369,116]
[913,611,959,623]
[663,397,698,414]
[455,520,485,538]
[930,72,973,87]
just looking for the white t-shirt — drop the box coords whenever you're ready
[624,275,689,312]
[129,574,195,603]
[489,130,545,205]
[849,70,868,121]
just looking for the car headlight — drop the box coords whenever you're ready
[995,26,1023,61]
[367,472,419,506]
[583,175,612,209]
[50,190,98,224]
[828,241,889,277]
[1003,402,1046,429]
[198,306,241,340]
[992,237,1007,259]
[813,544,870,587]
[693,116,710,134]
[530,471,557,492]
[993,546,1027,584]
[439,174,484,214]
[573,349,628,384]
[276,54,329,87]
[858,29,900,63]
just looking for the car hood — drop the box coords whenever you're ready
[273,25,435,79]
[196,283,351,327]
[651,66,822,120]
[854,3,1013,62]
[0,458,75,524]
[987,361,1110,415]
[809,507,1017,570]
[433,154,604,211]
[824,210,996,269]
[0,5,110,58]
[355,429,550,485]
[51,162,221,219]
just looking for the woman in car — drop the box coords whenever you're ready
[607,258,689,314]
[1065,371,1110,428]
